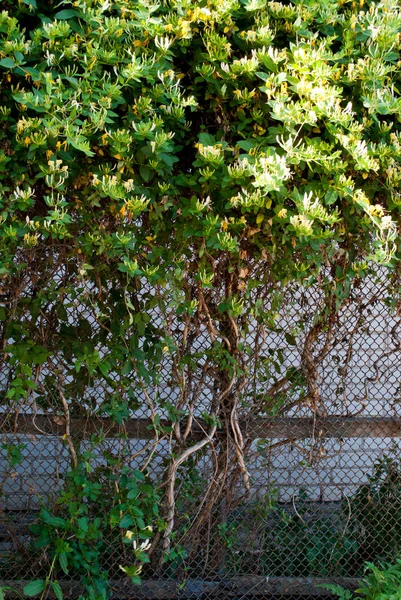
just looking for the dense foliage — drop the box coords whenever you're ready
[1,0,401,280]
[325,559,401,600]
[1,0,401,597]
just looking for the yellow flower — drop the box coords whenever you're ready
[23,233,39,247]
[368,204,385,218]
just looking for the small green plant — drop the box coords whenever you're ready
[0,585,22,600]
[27,444,162,600]
[349,453,401,566]
[324,559,401,600]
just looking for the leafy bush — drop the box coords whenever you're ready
[1,0,400,282]
[325,559,401,600]
[349,454,401,566]
[27,459,160,599]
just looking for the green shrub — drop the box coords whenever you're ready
[1,0,400,281]
[349,454,401,566]
[325,559,401,600]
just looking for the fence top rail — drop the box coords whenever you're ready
[0,413,400,439]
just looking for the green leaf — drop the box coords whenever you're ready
[58,552,69,575]
[14,51,25,63]
[64,76,79,89]
[98,362,110,377]
[236,140,257,152]
[77,517,89,532]
[159,153,178,167]
[140,166,153,182]
[66,137,95,156]
[284,332,296,346]
[119,515,134,528]
[256,71,270,81]
[23,0,37,7]
[132,469,145,481]
[23,580,46,597]
[198,133,216,146]
[325,189,338,206]
[41,510,65,528]
[51,581,63,600]
[0,58,15,69]
[54,9,80,19]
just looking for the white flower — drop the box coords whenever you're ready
[44,51,56,66]
[139,539,151,551]
[381,215,394,230]
[290,214,314,236]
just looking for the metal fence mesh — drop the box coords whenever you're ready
[1,263,401,598]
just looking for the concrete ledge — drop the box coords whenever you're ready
[0,577,361,598]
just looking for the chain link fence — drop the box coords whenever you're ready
[1,262,401,598]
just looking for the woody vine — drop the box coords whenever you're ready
[1,0,401,596]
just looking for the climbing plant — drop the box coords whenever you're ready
[1,0,401,596]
